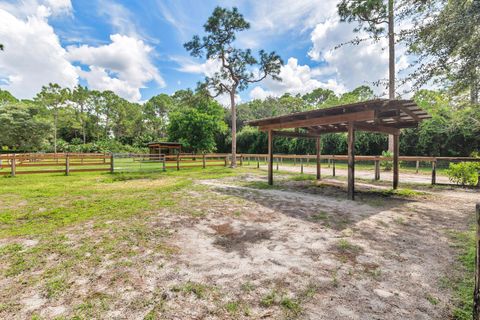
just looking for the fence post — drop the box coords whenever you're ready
[416,160,419,174]
[474,203,480,320]
[177,154,180,171]
[240,155,243,166]
[202,154,206,169]
[162,154,166,172]
[11,154,16,177]
[257,157,260,169]
[375,158,380,181]
[301,158,304,174]
[224,155,228,167]
[110,153,114,173]
[431,160,436,185]
[332,156,336,177]
[276,157,279,171]
[65,153,70,176]
[294,155,296,166]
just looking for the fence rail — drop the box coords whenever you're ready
[0,153,244,176]
[240,153,480,186]
[1,152,479,183]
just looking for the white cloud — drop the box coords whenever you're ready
[45,0,72,16]
[246,0,338,34]
[307,17,411,96]
[0,5,78,98]
[67,34,165,102]
[96,1,139,38]
[0,2,162,102]
[249,57,346,100]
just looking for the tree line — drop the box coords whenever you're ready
[1,84,478,157]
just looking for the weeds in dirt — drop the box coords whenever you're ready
[334,239,364,264]
[260,290,303,317]
[310,211,328,221]
[171,281,209,299]
[425,293,439,305]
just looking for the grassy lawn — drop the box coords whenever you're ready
[0,166,474,319]
[0,167,239,237]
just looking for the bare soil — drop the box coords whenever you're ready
[1,171,478,319]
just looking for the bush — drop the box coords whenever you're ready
[381,150,393,171]
[446,162,480,186]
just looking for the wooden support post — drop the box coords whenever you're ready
[431,160,436,185]
[257,157,260,169]
[202,154,206,169]
[475,203,480,320]
[374,158,380,180]
[110,154,114,173]
[332,156,336,177]
[416,160,419,174]
[65,153,70,176]
[224,155,228,167]
[177,154,180,171]
[301,158,304,174]
[11,154,16,177]
[162,155,166,172]
[316,137,321,180]
[240,155,243,166]
[393,134,399,189]
[268,130,273,185]
[347,123,355,200]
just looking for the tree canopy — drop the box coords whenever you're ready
[184,6,283,166]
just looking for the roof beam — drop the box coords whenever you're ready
[272,131,320,138]
[354,123,401,135]
[259,110,375,131]
[399,106,421,121]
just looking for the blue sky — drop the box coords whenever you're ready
[0,0,404,103]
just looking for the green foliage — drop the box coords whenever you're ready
[0,102,50,151]
[446,162,480,186]
[407,0,480,103]
[167,91,227,153]
[337,0,388,37]
[184,7,283,95]
[381,151,393,171]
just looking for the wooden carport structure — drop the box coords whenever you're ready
[247,99,431,200]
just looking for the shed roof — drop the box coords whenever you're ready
[247,99,430,136]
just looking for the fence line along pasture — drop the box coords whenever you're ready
[0,153,243,176]
[1,152,479,186]
[239,153,480,187]
[0,153,112,176]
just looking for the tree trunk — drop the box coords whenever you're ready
[81,103,86,144]
[472,77,479,105]
[387,0,396,153]
[230,90,237,168]
[54,109,58,153]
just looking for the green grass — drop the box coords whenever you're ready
[0,167,238,237]
[447,228,475,319]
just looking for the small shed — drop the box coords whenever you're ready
[247,99,431,200]
[147,142,182,158]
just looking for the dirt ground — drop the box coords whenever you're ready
[258,163,451,185]
[1,170,478,319]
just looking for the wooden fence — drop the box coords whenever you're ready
[1,152,479,183]
[0,153,112,176]
[240,154,480,186]
[0,153,243,176]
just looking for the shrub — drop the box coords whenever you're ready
[381,150,393,171]
[446,162,480,186]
